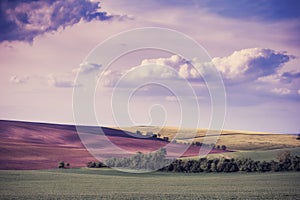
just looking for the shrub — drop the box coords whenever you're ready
[87,161,106,168]
[58,161,65,169]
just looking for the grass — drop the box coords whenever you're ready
[182,147,300,161]
[0,168,299,199]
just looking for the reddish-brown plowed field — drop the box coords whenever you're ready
[0,120,228,170]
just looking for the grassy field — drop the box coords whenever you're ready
[120,126,300,151]
[182,147,300,161]
[0,169,299,199]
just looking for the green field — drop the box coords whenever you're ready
[0,169,299,199]
[183,147,300,161]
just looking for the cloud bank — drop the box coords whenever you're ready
[0,0,119,43]
[10,47,299,97]
[119,48,293,84]
[99,48,298,98]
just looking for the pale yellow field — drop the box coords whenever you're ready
[119,126,300,151]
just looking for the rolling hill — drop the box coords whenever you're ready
[121,126,299,151]
[0,120,226,170]
[1,120,298,170]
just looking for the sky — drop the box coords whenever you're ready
[0,0,300,133]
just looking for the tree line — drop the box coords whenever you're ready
[87,149,300,173]
[135,130,227,150]
[88,148,168,171]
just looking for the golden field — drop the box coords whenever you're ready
[120,126,300,151]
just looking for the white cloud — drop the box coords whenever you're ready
[271,88,291,95]
[99,70,122,87]
[10,47,297,98]
[165,96,178,102]
[9,62,102,88]
[72,62,101,74]
[9,75,29,84]
[211,48,292,80]
[47,74,78,88]
[119,48,293,84]
[257,74,280,83]
[141,55,200,80]
[98,47,297,100]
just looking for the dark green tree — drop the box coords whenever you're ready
[58,161,65,168]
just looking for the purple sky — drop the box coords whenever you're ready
[0,0,300,133]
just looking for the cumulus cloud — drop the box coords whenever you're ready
[9,61,103,88]
[271,88,291,95]
[37,62,103,88]
[72,61,102,74]
[141,55,200,80]
[99,70,122,87]
[102,48,293,85]
[257,64,300,96]
[48,74,78,88]
[211,48,293,81]
[117,48,293,84]
[9,75,29,84]
[10,47,298,97]
[0,0,123,43]
[98,47,299,99]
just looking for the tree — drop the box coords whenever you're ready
[277,151,291,162]
[199,158,209,172]
[87,161,96,168]
[236,158,254,172]
[277,151,292,171]
[270,160,280,172]
[291,156,300,171]
[195,142,202,146]
[190,160,200,172]
[136,130,142,135]
[58,161,65,168]
[105,148,168,170]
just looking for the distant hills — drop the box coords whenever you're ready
[121,126,299,151]
[0,120,227,170]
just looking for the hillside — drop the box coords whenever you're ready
[0,120,227,170]
[181,147,300,162]
[120,126,300,151]
[1,120,298,170]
